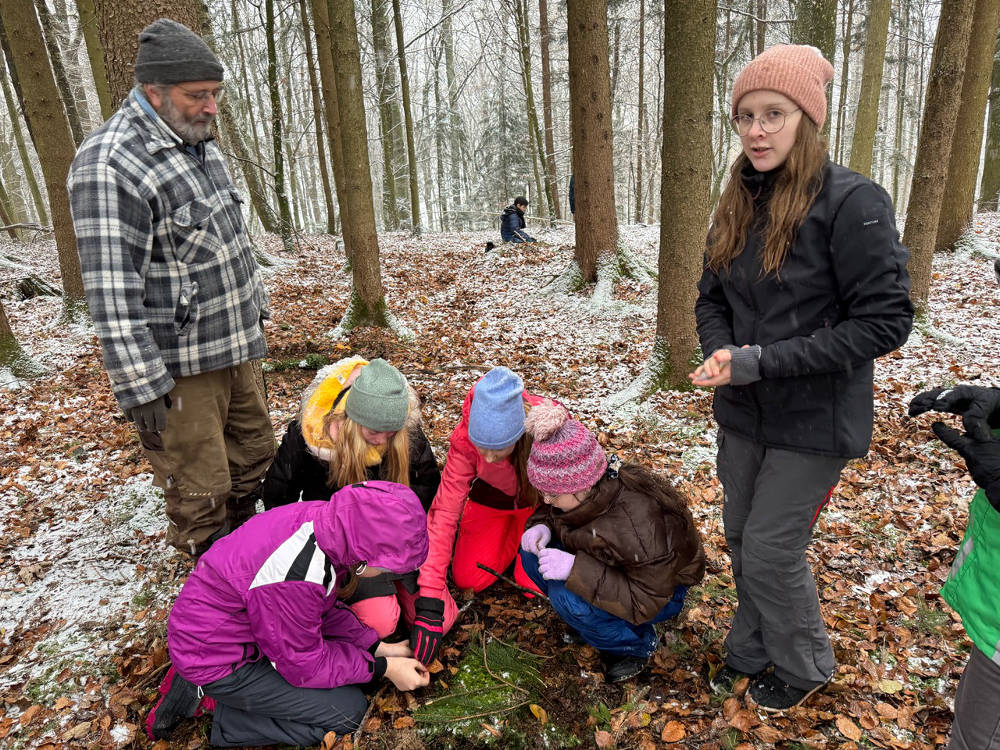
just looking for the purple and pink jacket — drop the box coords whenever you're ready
[167,481,429,689]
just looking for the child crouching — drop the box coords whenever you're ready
[519,403,706,682]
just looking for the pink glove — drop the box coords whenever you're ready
[538,548,575,581]
[520,525,551,554]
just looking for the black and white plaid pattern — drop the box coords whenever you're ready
[67,89,269,410]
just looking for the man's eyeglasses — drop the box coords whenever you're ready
[174,84,226,104]
[730,108,800,136]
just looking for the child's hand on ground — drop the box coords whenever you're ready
[520,524,551,554]
[385,657,431,691]
[375,640,414,658]
[538,548,575,581]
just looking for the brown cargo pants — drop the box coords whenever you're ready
[138,360,276,556]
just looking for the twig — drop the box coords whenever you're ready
[475,563,549,600]
[480,631,527,696]
[353,683,386,745]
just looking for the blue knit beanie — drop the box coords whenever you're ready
[468,367,525,450]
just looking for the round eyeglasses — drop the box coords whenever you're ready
[174,84,226,104]
[730,108,800,136]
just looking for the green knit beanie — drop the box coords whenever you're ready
[345,359,409,432]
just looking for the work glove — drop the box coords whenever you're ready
[127,395,170,433]
[409,596,445,665]
[520,525,551,554]
[909,385,1000,442]
[537,548,575,581]
[931,422,1000,513]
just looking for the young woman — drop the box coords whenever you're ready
[518,402,706,682]
[407,366,547,665]
[147,481,431,746]
[262,356,440,637]
[690,45,913,711]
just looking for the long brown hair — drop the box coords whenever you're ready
[706,116,828,274]
[320,410,411,490]
[510,431,540,508]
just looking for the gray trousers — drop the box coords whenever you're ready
[203,659,368,747]
[717,430,846,690]
[949,646,1000,749]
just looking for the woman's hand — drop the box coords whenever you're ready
[375,640,414,658]
[689,348,733,387]
[385,657,431,691]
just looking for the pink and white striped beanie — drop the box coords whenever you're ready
[526,401,607,495]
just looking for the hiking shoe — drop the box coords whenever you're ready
[600,652,647,683]
[748,672,826,712]
[709,663,757,695]
[145,666,204,740]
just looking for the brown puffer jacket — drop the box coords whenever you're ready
[527,466,706,626]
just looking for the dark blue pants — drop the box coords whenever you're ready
[520,547,687,658]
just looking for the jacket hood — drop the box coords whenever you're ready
[314,480,429,573]
[502,205,521,216]
[299,357,423,460]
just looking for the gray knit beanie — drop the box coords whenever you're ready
[135,18,224,84]
[345,359,410,432]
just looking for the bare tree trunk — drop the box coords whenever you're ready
[512,0,553,220]
[0,0,85,314]
[0,296,46,378]
[833,0,855,164]
[634,0,646,224]
[538,0,560,220]
[848,0,890,176]
[903,0,976,309]
[76,0,113,119]
[391,0,421,235]
[313,0,349,239]
[756,0,766,53]
[328,0,392,329]
[936,0,1000,249]
[33,0,84,146]
[371,0,399,231]
[567,0,618,282]
[265,0,294,250]
[433,47,449,231]
[791,0,836,135]
[892,1,911,205]
[300,0,336,234]
[1,59,49,225]
[979,32,1000,211]
[0,185,17,239]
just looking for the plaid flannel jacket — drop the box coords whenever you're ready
[68,89,269,410]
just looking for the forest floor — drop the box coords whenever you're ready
[0,214,998,750]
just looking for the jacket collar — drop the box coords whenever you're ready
[125,87,212,159]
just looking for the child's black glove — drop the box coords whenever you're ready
[409,596,445,665]
[909,385,1000,441]
[931,422,1000,513]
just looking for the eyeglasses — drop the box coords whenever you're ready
[730,108,800,136]
[174,84,226,104]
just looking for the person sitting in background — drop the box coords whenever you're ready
[500,196,535,243]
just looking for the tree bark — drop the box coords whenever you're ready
[391,0,421,235]
[371,0,402,231]
[848,0,891,176]
[76,0,113,120]
[567,0,618,282]
[33,0,84,146]
[833,0,855,164]
[538,0,560,220]
[979,32,1000,211]
[0,296,46,378]
[0,0,85,311]
[265,0,294,251]
[634,0,646,224]
[433,47,449,231]
[300,0,337,234]
[1,58,49,225]
[936,0,1000,250]
[513,0,553,220]
[892,1,911,205]
[328,0,390,327]
[655,0,716,389]
[903,0,976,309]
[791,0,836,135]
[756,0,766,53]
[313,0,349,239]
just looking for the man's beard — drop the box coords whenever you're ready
[158,93,215,145]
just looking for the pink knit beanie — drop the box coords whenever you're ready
[526,401,607,495]
[731,45,835,129]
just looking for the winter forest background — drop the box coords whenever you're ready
[1,0,1000,747]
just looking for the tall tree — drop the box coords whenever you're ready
[0,297,46,378]
[264,0,294,250]
[791,0,836,134]
[538,0,560,219]
[980,32,1000,211]
[566,0,618,282]
[33,0,84,146]
[328,0,398,331]
[300,0,336,234]
[832,0,855,164]
[441,0,464,224]
[371,0,403,230]
[892,1,911,205]
[756,0,766,53]
[936,0,1000,250]
[848,0,891,176]
[312,0,350,239]
[0,0,85,313]
[903,0,976,309]
[391,0,421,235]
[634,0,646,223]
[654,0,716,389]
[76,0,113,120]
[1,58,49,225]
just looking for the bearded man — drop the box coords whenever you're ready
[67,18,275,558]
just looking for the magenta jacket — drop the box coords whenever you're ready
[167,481,429,688]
